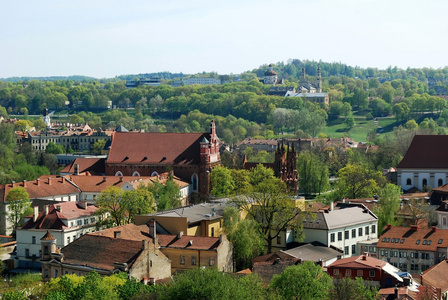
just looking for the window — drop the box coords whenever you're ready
[444,217,447,226]
[382,238,386,242]
[67,236,70,244]
[331,233,335,243]
[338,232,342,241]
[406,178,412,185]
[32,236,36,244]
[358,228,363,236]
[84,219,88,225]
[400,239,405,244]
[380,250,384,256]
[44,269,49,278]
[439,179,443,186]
[369,270,375,277]
[439,239,444,244]
[345,230,349,239]
[414,252,419,259]
[423,179,428,187]
[191,256,197,266]
[44,246,49,255]
[427,240,431,245]
[54,269,58,277]
[416,239,421,245]
[77,220,82,226]
[345,269,351,276]
[365,226,369,235]
[209,257,215,266]
[372,225,376,234]
[25,249,29,257]
[384,251,388,257]
[276,236,281,245]
[212,227,215,238]
[180,255,185,265]
[91,217,95,223]
[391,238,395,243]
[334,269,339,276]
[357,270,363,277]
[352,245,356,255]
[386,238,390,242]
[345,246,349,255]
[394,251,398,257]
[352,229,356,238]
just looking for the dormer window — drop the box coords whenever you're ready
[439,239,443,244]
[416,239,421,245]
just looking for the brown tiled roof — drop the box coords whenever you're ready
[60,158,105,175]
[90,223,221,251]
[107,132,207,165]
[398,135,448,169]
[61,235,144,271]
[21,202,97,230]
[377,226,448,251]
[421,260,448,292]
[41,230,56,241]
[328,254,387,270]
[243,162,275,170]
[253,251,299,263]
[236,138,277,147]
[0,176,79,203]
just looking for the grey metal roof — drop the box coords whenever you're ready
[283,242,342,262]
[143,202,226,224]
[303,206,377,230]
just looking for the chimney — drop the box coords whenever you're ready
[119,176,123,182]
[74,163,79,175]
[411,225,418,231]
[149,219,156,238]
[61,177,65,184]
[177,231,183,239]
[23,180,27,188]
[48,177,52,185]
[10,181,15,187]
[432,226,437,232]
[78,201,87,209]
[142,240,148,250]
[33,206,39,222]
[330,201,334,211]
[387,224,392,230]
[114,231,121,239]
[36,178,41,186]
[45,205,49,215]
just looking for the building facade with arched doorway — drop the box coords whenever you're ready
[105,121,221,196]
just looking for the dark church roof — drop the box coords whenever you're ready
[398,135,448,169]
[107,132,208,165]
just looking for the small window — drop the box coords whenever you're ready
[423,178,428,187]
[372,225,376,234]
[439,179,443,186]
[406,178,412,185]
[32,236,36,244]
[191,256,197,266]
[391,238,395,243]
[382,238,386,242]
[331,233,335,243]
[365,226,369,235]
[180,255,185,265]
[338,232,342,241]
[352,244,356,255]
[423,240,427,245]
[277,236,281,245]
[400,239,405,243]
[369,270,375,277]
[357,270,363,277]
[345,231,349,239]
[209,257,215,266]
[439,239,443,244]
[67,236,70,244]
[416,239,421,245]
[334,269,339,275]
[345,246,349,255]
[359,228,363,236]
[352,229,356,238]
[346,269,351,276]
[386,238,390,243]
[427,240,431,245]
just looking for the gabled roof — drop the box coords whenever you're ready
[376,226,448,252]
[398,135,448,169]
[0,176,79,203]
[303,206,377,230]
[421,259,448,292]
[144,202,225,223]
[21,202,97,230]
[283,242,343,262]
[329,254,390,270]
[61,235,144,271]
[107,132,208,165]
[60,158,106,175]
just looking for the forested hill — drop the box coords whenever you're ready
[3,59,448,85]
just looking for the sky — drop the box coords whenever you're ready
[1,0,448,78]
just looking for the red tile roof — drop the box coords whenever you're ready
[90,223,221,251]
[107,132,208,165]
[377,226,448,252]
[61,235,144,271]
[60,158,105,175]
[329,254,387,270]
[41,231,56,241]
[21,202,97,230]
[0,176,79,203]
[421,259,448,292]
[398,135,448,169]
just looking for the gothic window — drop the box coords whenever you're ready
[151,171,159,177]
[132,171,140,177]
[439,179,444,187]
[406,178,412,185]
[115,171,123,177]
[191,173,198,192]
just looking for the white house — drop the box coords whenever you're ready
[301,203,378,257]
[16,201,98,269]
[397,135,448,192]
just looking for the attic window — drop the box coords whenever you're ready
[423,240,427,245]
[427,240,431,245]
[382,238,386,242]
[316,219,321,224]
[439,239,443,244]
[386,238,390,243]
[400,239,405,243]
[391,238,395,243]
[416,239,421,245]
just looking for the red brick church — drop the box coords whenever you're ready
[105,121,221,195]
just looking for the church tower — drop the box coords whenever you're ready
[264,64,278,85]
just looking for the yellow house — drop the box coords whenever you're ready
[135,202,226,237]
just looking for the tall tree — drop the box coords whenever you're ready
[375,183,402,232]
[334,164,386,199]
[96,186,126,226]
[6,187,31,236]
[122,188,155,224]
[297,151,330,195]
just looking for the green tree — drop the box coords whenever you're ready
[375,183,402,232]
[234,176,304,253]
[210,166,235,197]
[298,151,330,195]
[148,175,181,211]
[6,187,31,235]
[122,188,155,224]
[270,261,333,300]
[331,277,379,300]
[33,119,47,131]
[92,139,106,155]
[97,186,126,226]
[345,113,355,130]
[248,164,275,187]
[334,164,386,199]
[46,142,65,154]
